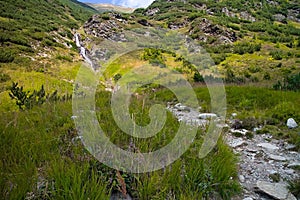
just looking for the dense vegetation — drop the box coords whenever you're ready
[0,0,96,65]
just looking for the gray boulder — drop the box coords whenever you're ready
[256,181,296,200]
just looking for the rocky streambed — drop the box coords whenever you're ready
[168,104,299,200]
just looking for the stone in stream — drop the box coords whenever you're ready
[257,143,279,151]
[198,113,217,119]
[268,154,287,162]
[287,162,300,169]
[256,181,296,200]
[287,118,298,129]
[174,103,191,112]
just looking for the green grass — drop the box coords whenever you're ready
[1,87,242,199]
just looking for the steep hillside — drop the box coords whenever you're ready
[0,0,96,66]
[86,3,135,13]
[82,0,300,85]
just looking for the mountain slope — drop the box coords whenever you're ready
[86,3,135,13]
[82,0,300,85]
[0,0,97,66]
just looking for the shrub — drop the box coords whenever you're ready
[273,73,300,92]
[270,50,284,60]
[193,72,204,82]
[0,49,15,63]
[0,73,11,82]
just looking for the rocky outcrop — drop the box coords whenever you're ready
[274,14,287,23]
[190,18,237,44]
[84,14,126,42]
[240,11,256,22]
[145,7,160,16]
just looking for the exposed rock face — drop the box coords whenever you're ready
[145,7,160,16]
[192,3,207,10]
[84,14,126,42]
[274,14,287,22]
[190,18,237,44]
[287,9,300,22]
[240,11,256,22]
[222,7,236,18]
[168,21,187,30]
[287,118,298,129]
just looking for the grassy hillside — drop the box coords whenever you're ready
[82,0,300,86]
[0,0,97,111]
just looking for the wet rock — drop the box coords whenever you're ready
[285,144,297,151]
[198,113,217,119]
[230,129,249,137]
[269,154,287,162]
[174,103,191,112]
[257,143,279,151]
[239,174,245,183]
[228,138,246,148]
[287,162,300,169]
[287,118,298,129]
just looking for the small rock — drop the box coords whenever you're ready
[239,175,245,183]
[287,118,298,129]
[71,116,78,120]
[230,129,249,137]
[243,198,253,200]
[231,113,237,118]
[287,162,300,169]
[257,143,279,151]
[256,181,289,199]
[285,169,294,175]
[253,127,262,132]
[229,138,246,148]
[198,113,217,119]
[285,144,297,151]
[174,103,191,112]
[269,154,287,162]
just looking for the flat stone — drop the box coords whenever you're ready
[256,181,289,199]
[228,138,246,148]
[257,143,279,151]
[230,129,249,136]
[269,154,287,162]
[239,175,245,183]
[287,162,300,169]
[199,113,217,119]
[285,144,297,151]
[243,198,253,200]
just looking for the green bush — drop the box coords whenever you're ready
[273,73,300,92]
